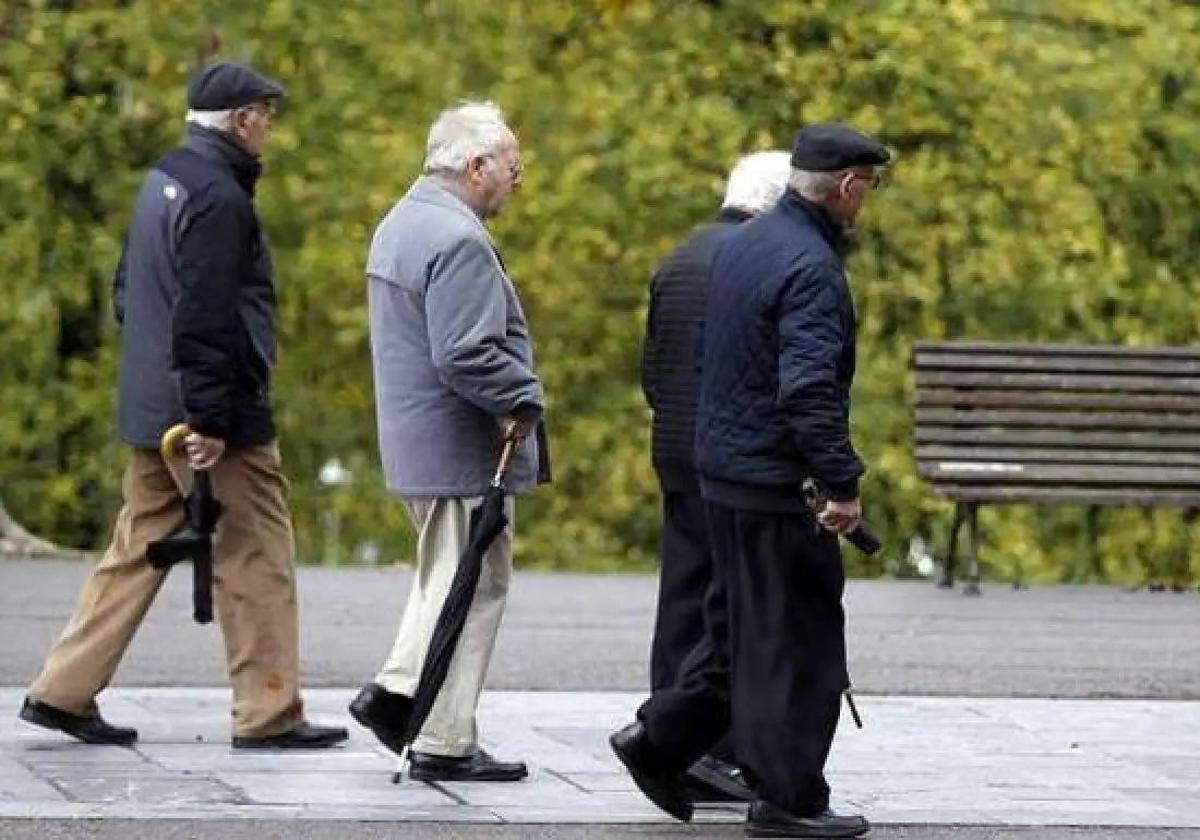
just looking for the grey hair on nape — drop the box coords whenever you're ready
[787,167,846,202]
[185,108,236,131]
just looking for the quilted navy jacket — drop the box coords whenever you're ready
[695,190,864,509]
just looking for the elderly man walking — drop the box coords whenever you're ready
[641,151,790,804]
[611,124,890,838]
[350,102,548,783]
[19,62,347,750]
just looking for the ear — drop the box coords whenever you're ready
[467,155,488,181]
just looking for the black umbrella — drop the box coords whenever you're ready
[146,424,222,624]
[391,436,517,777]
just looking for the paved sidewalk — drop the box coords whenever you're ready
[2,688,1198,828]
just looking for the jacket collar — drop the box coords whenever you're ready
[407,176,494,241]
[780,189,847,257]
[715,207,754,224]
[185,125,262,195]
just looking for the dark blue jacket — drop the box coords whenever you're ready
[641,208,751,493]
[114,125,277,449]
[696,190,864,511]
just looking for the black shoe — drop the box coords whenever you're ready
[608,721,693,822]
[232,721,349,750]
[746,800,869,838]
[687,753,754,803]
[408,748,528,782]
[19,697,137,746]
[348,683,412,755]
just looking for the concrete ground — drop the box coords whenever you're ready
[2,559,1198,698]
[1,556,1199,838]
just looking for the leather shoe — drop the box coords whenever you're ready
[19,697,137,746]
[609,721,692,822]
[408,748,528,782]
[348,683,412,755]
[686,753,754,803]
[747,800,869,838]
[232,721,348,750]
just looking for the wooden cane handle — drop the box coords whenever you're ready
[159,423,192,461]
[492,437,518,486]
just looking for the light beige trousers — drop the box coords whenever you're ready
[376,495,514,757]
[28,445,305,738]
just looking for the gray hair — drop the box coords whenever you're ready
[722,151,791,214]
[787,167,846,202]
[423,101,510,174]
[185,108,236,131]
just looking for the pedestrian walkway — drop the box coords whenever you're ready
[1,688,1197,827]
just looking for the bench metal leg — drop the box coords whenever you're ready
[939,502,967,589]
[963,503,982,596]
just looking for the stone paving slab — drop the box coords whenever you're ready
[1,688,1198,827]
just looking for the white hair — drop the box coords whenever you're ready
[185,108,236,131]
[423,101,510,174]
[787,167,847,202]
[722,151,792,214]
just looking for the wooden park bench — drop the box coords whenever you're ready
[912,341,1200,594]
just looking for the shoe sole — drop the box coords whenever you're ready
[608,733,693,823]
[18,705,136,747]
[232,733,348,750]
[348,703,411,756]
[408,768,528,783]
[745,822,870,838]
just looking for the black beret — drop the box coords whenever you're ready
[791,123,890,171]
[187,61,285,111]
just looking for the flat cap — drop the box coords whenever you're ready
[791,123,890,171]
[187,61,285,111]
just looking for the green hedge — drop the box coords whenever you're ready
[2,0,1199,584]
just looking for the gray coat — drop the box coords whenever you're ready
[366,177,548,497]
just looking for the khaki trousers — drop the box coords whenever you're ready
[28,444,305,738]
[376,495,514,757]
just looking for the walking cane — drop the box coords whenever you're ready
[145,423,222,624]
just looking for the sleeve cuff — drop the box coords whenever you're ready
[823,476,859,502]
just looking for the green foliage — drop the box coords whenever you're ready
[2,0,1199,583]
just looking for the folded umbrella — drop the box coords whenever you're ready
[145,423,222,624]
[390,435,518,780]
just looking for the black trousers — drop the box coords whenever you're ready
[639,500,848,815]
[649,489,733,762]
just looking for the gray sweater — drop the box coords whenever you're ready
[366,177,547,496]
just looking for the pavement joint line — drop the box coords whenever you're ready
[1,688,1197,827]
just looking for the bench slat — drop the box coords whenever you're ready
[914,370,1200,394]
[916,427,1200,451]
[928,485,1200,506]
[915,351,1200,376]
[919,463,1200,486]
[917,388,1200,412]
[916,407,1200,431]
[912,340,1200,360]
[915,446,1200,467]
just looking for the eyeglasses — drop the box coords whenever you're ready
[482,153,522,182]
[848,169,886,190]
[238,101,276,119]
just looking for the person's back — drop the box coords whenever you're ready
[367,178,542,497]
[643,211,749,493]
[117,128,276,450]
[697,192,858,504]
